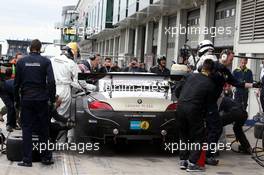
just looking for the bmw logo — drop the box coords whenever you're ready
[137,99,143,104]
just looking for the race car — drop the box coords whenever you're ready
[72,72,183,144]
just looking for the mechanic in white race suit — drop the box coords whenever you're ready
[194,40,218,72]
[50,42,96,142]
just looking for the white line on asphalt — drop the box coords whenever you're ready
[63,153,69,175]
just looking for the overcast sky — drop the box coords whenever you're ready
[0,0,78,42]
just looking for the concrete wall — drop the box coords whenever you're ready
[233,0,264,122]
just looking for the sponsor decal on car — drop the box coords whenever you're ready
[130,121,150,130]
[140,121,150,130]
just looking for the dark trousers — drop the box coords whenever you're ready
[178,103,205,164]
[234,91,249,111]
[0,94,16,127]
[260,90,264,112]
[220,97,250,149]
[206,103,223,158]
[21,100,51,163]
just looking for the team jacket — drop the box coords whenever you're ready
[14,52,56,103]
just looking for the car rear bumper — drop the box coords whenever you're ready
[75,109,178,141]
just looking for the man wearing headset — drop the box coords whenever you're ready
[205,48,261,165]
[150,56,170,76]
[50,42,96,143]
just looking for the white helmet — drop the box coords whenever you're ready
[196,54,217,72]
[197,40,214,57]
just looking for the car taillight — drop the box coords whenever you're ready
[166,103,177,111]
[88,101,113,111]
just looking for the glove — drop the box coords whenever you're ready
[48,101,56,112]
[253,81,262,88]
[224,89,233,97]
[85,84,97,92]
[66,118,75,129]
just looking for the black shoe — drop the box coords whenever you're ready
[206,157,219,166]
[17,162,32,167]
[41,159,54,165]
[14,126,21,130]
[179,160,188,170]
[238,145,252,155]
[186,161,205,172]
[6,125,13,132]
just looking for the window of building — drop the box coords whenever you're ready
[191,19,195,25]
[97,2,100,28]
[85,13,88,27]
[118,0,120,21]
[187,20,190,26]
[220,11,225,19]
[195,18,198,25]
[64,35,69,42]
[231,8,235,16]
[216,11,220,20]
[106,0,114,28]
[70,35,76,41]
[226,9,230,18]
[126,0,129,17]
[188,17,199,26]
[240,0,264,41]
[189,19,193,25]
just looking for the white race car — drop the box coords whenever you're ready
[73,72,183,144]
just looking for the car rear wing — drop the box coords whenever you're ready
[78,72,185,82]
[78,73,185,99]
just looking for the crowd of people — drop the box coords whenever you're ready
[77,53,170,75]
[0,38,263,171]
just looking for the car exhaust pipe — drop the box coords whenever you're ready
[113,128,119,135]
[161,130,167,136]
[112,129,119,144]
[161,130,167,142]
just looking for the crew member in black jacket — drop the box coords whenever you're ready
[14,39,56,167]
[178,59,217,172]
[205,49,261,165]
